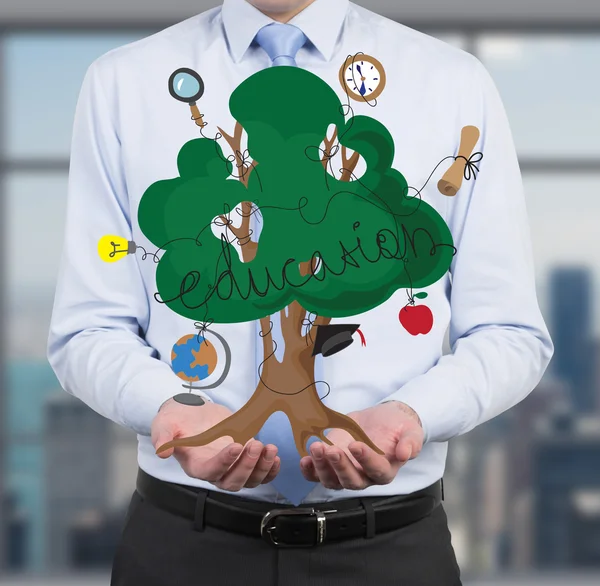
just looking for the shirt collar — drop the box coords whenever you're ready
[221,0,350,63]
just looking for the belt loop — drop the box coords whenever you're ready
[193,490,208,532]
[359,499,376,539]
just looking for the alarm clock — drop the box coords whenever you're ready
[339,54,387,102]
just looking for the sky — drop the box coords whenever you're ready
[3,31,600,360]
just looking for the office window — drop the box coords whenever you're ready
[479,34,600,158]
[1,31,153,572]
[6,173,68,359]
[522,173,600,335]
[5,33,151,159]
[423,32,468,51]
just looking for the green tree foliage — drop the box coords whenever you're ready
[138,66,454,324]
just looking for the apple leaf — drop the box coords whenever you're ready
[414,292,428,299]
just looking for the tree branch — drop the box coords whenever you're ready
[217,121,257,187]
[321,127,338,171]
[340,146,361,182]
[219,201,258,263]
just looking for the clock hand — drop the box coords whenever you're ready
[359,81,366,96]
[356,64,362,75]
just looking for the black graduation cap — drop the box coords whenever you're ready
[312,324,360,357]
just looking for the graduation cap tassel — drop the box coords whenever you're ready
[356,328,366,347]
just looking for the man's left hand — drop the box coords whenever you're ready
[299,401,424,490]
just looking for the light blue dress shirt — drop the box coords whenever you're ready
[47,0,554,505]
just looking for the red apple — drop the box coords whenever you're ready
[399,304,433,336]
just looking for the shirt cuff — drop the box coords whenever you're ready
[118,367,214,436]
[376,378,468,445]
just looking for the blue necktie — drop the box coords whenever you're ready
[253,23,319,506]
[255,22,307,67]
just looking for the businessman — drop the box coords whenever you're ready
[47,1,553,584]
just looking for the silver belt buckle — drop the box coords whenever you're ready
[260,507,338,547]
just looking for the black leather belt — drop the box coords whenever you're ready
[136,468,442,548]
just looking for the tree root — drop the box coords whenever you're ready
[155,410,268,455]
[156,386,384,457]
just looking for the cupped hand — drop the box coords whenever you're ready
[151,398,280,491]
[299,401,424,490]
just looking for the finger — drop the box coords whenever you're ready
[244,444,279,488]
[324,446,370,490]
[348,442,394,485]
[261,456,281,485]
[216,440,265,492]
[189,442,244,482]
[300,456,319,482]
[310,442,342,490]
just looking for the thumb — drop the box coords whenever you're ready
[153,425,176,459]
[394,437,412,463]
[395,430,422,462]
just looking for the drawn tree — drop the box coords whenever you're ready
[138,66,454,457]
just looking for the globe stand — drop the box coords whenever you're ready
[173,392,206,407]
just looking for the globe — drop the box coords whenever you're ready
[171,333,218,382]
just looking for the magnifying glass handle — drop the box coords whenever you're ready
[190,103,206,128]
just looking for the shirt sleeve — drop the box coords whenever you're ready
[46,57,213,437]
[377,55,554,444]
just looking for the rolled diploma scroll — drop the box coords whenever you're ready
[437,125,480,197]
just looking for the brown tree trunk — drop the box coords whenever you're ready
[156,128,381,458]
[157,264,383,457]
[157,307,383,457]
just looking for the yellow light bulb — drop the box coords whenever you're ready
[98,235,137,263]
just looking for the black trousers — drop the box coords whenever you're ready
[111,488,462,586]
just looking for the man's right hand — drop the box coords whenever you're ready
[151,398,280,492]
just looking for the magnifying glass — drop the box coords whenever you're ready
[168,68,206,128]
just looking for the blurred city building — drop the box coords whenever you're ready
[3,363,63,570]
[532,414,600,567]
[45,393,110,569]
[549,268,595,412]
[1,0,599,583]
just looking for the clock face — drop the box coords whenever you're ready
[339,55,387,102]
